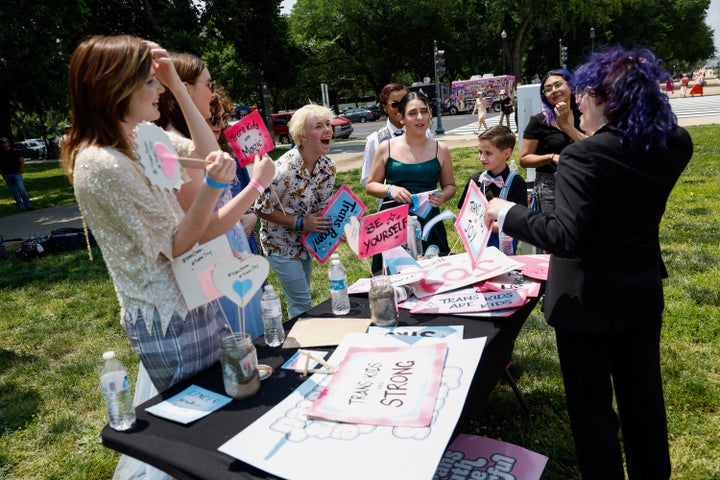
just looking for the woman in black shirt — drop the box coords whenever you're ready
[520,69,586,215]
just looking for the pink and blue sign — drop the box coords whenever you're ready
[224,110,274,168]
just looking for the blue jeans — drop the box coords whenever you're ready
[2,174,32,209]
[267,255,313,319]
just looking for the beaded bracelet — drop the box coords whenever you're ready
[205,175,229,189]
[249,179,264,194]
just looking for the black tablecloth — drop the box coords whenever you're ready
[101,294,540,480]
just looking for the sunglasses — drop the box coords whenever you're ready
[543,81,566,94]
[388,101,401,109]
[211,114,229,127]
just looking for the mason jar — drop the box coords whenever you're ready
[368,275,399,327]
[220,332,260,399]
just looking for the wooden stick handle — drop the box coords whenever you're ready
[178,157,208,169]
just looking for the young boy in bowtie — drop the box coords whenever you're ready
[457,125,527,254]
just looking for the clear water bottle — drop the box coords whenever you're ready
[424,244,440,259]
[261,285,285,347]
[509,158,518,172]
[329,258,350,315]
[100,351,136,431]
[407,215,424,259]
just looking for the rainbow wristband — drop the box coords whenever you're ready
[249,179,264,194]
[204,175,228,190]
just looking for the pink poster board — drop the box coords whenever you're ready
[513,254,550,281]
[435,434,548,480]
[306,343,447,427]
[224,110,274,167]
[345,204,409,259]
[454,180,492,269]
[300,185,367,263]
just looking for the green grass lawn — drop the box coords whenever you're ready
[1,126,719,479]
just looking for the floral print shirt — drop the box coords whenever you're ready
[255,147,336,259]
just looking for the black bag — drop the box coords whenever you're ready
[47,227,93,252]
[16,237,50,261]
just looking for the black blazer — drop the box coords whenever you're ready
[504,125,692,333]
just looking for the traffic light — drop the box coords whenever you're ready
[435,49,447,77]
[561,46,568,63]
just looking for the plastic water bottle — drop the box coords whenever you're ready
[407,215,424,259]
[100,351,136,431]
[329,258,350,315]
[424,244,440,259]
[509,159,518,172]
[261,285,285,347]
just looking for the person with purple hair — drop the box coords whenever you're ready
[519,69,586,216]
[487,46,692,479]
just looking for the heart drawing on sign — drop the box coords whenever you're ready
[232,279,254,298]
[212,254,269,306]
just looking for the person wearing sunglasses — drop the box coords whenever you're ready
[155,52,219,211]
[519,69,586,218]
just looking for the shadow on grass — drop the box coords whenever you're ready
[0,348,41,434]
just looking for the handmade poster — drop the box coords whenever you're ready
[454,181,492,268]
[306,343,447,427]
[434,434,548,480]
[224,110,274,167]
[145,385,231,424]
[281,317,372,348]
[367,325,464,340]
[513,254,551,281]
[134,122,185,191]
[347,269,427,294]
[410,189,439,218]
[171,235,233,310]
[410,288,527,315]
[344,204,409,259]
[301,185,367,263]
[480,270,543,298]
[218,333,487,480]
[408,249,523,298]
[211,253,269,307]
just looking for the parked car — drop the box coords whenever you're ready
[12,139,46,159]
[271,111,354,144]
[339,107,378,123]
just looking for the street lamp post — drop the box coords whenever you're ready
[590,27,595,54]
[501,30,507,75]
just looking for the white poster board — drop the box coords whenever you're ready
[218,333,487,480]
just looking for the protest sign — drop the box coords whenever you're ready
[307,343,447,427]
[301,185,367,263]
[410,288,527,315]
[480,270,543,297]
[172,235,233,310]
[434,434,548,480]
[218,333,487,480]
[408,249,522,298]
[212,254,269,308]
[134,122,185,191]
[513,254,551,281]
[454,181,492,268]
[224,110,274,167]
[344,204,409,259]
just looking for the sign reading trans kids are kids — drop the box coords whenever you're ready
[301,185,367,263]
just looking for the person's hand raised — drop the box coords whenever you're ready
[251,154,276,189]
